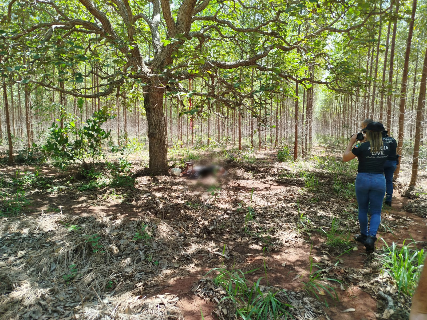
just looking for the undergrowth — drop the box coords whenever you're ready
[206,267,293,319]
[380,240,426,295]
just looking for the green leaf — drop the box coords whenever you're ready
[77,98,84,110]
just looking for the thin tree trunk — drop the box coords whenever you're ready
[0,89,2,139]
[409,46,427,187]
[258,116,262,150]
[24,85,31,150]
[116,87,120,144]
[410,49,419,139]
[124,93,128,142]
[17,84,22,139]
[395,0,417,178]
[302,87,306,158]
[380,16,392,123]
[294,82,299,161]
[3,80,13,164]
[363,47,371,117]
[275,97,279,148]
[387,1,400,131]
[366,47,375,117]
[238,109,242,150]
[371,15,383,118]
[60,81,65,129]
[9,83,15,137]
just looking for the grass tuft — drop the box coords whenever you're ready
[380,240,426,295]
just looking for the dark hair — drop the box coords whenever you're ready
[361,119,373,128]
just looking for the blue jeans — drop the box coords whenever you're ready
[384,160,397,202]
[355,173,386,237]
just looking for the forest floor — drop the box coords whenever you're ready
[0,146,426,320]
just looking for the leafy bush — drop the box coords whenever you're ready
[0,189,29,216]
[43,109,115,167]
[15,144,45,164]
[277,145,291,162]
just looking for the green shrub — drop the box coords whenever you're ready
[206,267,292,319]
[380,240,426,295]
[277,145,291,162]
[43,110,115,167]
[321,218,352,251]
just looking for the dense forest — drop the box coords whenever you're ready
[0,0,426,319]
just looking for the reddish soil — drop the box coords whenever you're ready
[2,155,425,320]
[157,190,426,320]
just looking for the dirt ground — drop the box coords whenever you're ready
[0,150,426,320]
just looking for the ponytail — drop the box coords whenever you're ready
[366,131,383,153]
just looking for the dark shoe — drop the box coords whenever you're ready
[354,234,367,244]
[364,236,377,254]
[385,201,391,207]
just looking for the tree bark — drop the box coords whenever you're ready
[24,84,31,150]
[380,15,392,123]
[3,80,13,165]
[294,81,299,161]
[395,0,417,178]
[371,15,383,118]
[409,46,427,187]
[9,83,15,137]
[144,84,168,175]
[386,1,400,131]
[238,109,242,150]
[116,86,120,144]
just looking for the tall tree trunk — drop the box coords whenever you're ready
[380,16,392,123]
[363,47,371,117]
[3,80,13,164]
[395,0,417,178]
[294,81,299,161]
[371,15,383,118]
[24,85,31,150]
[17,84,22,139]
[275,98,279,148]
[116,87,120,144]
[123,93,128,142]
[9,83,15,137]
[238,109,242,150]
[307,69,314,152]
[60,81,65,129]
[0,90,2,139]
[258,116,262,150]
[144,84,168,175]
[410,49,419,139]
[386,1,400,131]
[302,87,306,158]
[366,47,375,117]
[409,46,427,187]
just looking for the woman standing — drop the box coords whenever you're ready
[342,122,390,253]
[382,130,398,206]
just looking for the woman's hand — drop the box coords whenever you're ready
[342,135,358,162]
[349,134,358,145]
